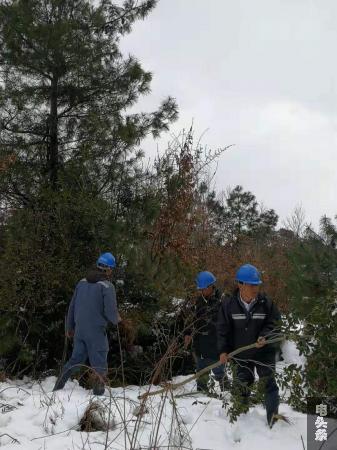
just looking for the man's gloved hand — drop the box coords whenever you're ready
[184,335,192,348]
[219,352,230,364]
[117,318,136,348]
[256,336,267,348]
[66,330,74,339]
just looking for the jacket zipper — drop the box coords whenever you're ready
[238,298,263,330]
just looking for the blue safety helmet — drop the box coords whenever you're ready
[196,271,216,290]
[96,252,116,269]
[235,264,262,285]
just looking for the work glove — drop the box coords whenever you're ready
[219,352,230,364]
[184,335,192,348]
[66,330,74,339]
[256,336,267,348]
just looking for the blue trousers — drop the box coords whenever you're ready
[63,337,108,375]
[54,336,108,393]
[235,352,279,424]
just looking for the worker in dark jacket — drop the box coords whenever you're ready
[217,264,281,427]
[184,271,226,392]
[53,252,120,395]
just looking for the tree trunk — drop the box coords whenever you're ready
[48,76,59,189]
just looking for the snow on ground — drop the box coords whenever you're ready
[0,342,308,450]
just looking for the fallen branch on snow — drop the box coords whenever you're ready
[0,433,20,444]
[139,336,285,399]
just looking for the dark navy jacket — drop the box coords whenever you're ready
[217,290,281,359]
[67,270,119,350]
[188,289,223,359]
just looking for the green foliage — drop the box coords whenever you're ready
[278,364,306,412]
[0,0,178,375]
[287,234,337,316]
[206,185,278,244]
[0,3,336,404]
[0,0,177,198]
[226,365,265,423]
[0,189,107,371]
[284,293,337,400]
[280,217,337,407]
[224,185,278,238]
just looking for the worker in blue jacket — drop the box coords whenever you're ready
[53,252,120,395]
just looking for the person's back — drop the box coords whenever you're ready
[53,252,120,396]
[71,270,118,338]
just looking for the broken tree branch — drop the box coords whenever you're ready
[139,336,285,399]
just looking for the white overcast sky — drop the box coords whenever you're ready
[119,0,337,228]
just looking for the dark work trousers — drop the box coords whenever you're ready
[235,351,279,425]
[54,334,108,395]
[196,356,226,391]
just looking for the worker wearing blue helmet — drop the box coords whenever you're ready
[184,271,227,392]
[53,252,121,395]
[217,264,281,427]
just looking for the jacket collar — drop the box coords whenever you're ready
[235,290,266,313]
[239,294,257,311]
[86,268,109,284]
[198,287,221,304]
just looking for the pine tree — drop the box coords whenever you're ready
[0,0,177,201]
[224,185,278,240]
[206,185,278,244]
[0,0,178,375]
[282,215,337,404]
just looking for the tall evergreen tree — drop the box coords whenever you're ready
[206,185,278,244]
[281,215,337,405]
[0,0,178,375]
[0,0,177,202]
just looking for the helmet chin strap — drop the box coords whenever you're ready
[201,285,214,302]
[97,264,113,277]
